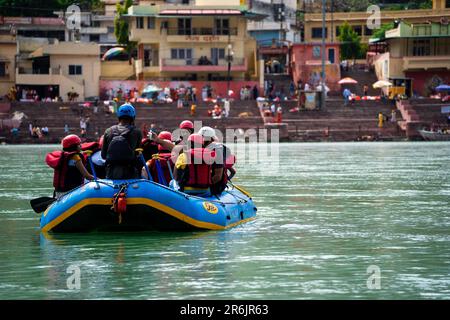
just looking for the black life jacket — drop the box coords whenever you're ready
[45,151,85,192]
[183,148,215,189]
[106,125,136,165]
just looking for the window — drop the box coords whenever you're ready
[336,26,341,38]
[352,25,362,36]
[136,17,144,29]
[177,18,191,35]
[0,62,5,77]
[211,48,226,65]
[89,34,100,42]
[312,46,321,58]
[215,18,230,35]
[170,49,193,64]
[312,27,327,39]
[412,39,431,56]
[364,26,373,36]
[147,17,155,29]
[447,0,450,8]
[69,65,82,75]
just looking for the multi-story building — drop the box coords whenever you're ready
[0,16,66,41]
[247,0,300,44]
[125,0,263,85]
[0,32,17,97]
[15,40,100,101]
[53,0,119,46]
[291,42,340,91]
[300,0,450,44]
[371,21,450,97]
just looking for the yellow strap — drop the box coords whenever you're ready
[234,185,252,198]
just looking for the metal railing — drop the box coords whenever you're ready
[165,28,238,36]
[162,57,245,66]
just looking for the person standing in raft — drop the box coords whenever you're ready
[45,134,94,199]
[101,103,143,179]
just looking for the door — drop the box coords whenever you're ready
[328,48,335,64]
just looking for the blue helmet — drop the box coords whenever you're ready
[117,103,136,119]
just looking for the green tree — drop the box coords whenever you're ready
[114,0,136,65]
[371,22,395,40]
[338,22,362,61]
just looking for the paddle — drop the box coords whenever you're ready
[30,196,56,214]
[136,148,153,181]
[84,150,97,180]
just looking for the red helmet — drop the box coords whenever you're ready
[158,131,172,141]
[62,134,81,149]
[187,133,204,146]
[179,120,194,130]
[158,139,171,152]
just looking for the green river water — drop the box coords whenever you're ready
[0,143,449,300]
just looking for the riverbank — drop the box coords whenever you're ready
[0,98,447,144]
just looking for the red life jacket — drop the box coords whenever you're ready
[81,141,100,162]
[45,151,85,192]
[185,148,215,189]
[146,153,173,185]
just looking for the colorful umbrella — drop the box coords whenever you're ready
[436,84,450,91]
[143,84,163,93]
[373,80,392,89]
[102,47,125,61]
[338,77,358,85]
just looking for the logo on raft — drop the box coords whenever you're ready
[202,202,218,214]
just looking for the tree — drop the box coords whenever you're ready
[114,0,136,65]
[338,22,362,61]
[371,22,395,40]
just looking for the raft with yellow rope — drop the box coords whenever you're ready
[39,179,257,233]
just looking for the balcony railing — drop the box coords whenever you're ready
[165,28,238,36]
[403,55,450,70]
[17,67,61,75]
[160,57,246,72]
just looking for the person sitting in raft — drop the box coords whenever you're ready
[141,131,175,186]
[81,136,106,179]
[140,136,159,162]
[173,133,220,195]
[198,126,234,195]
[148,119,194,153]
[45,134,94,199]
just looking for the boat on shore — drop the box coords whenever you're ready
[418,129,450,141]
[38,179,257,233]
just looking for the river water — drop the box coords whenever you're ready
[0,143,449,300]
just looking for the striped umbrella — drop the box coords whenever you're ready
[102,47,125,61]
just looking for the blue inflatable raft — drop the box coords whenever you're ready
[40,179,257,233]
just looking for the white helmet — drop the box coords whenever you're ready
[198,126,217,141]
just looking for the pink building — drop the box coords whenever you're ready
[290,43,341,92]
